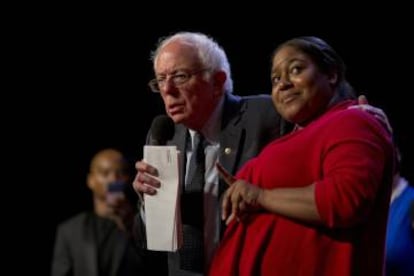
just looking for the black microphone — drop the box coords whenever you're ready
[150,115,175,145]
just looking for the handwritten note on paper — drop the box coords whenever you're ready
[143,145,182,251]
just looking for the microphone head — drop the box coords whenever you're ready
[150,115,175,145]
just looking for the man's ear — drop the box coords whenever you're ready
[213,71,226,92]
[87,173,95,190]
[213,71,227,96]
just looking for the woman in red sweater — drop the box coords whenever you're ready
[209,36,394,276]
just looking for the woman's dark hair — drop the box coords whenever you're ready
[272,36,355,100]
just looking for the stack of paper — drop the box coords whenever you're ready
[143,145,182,251]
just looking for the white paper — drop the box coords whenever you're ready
[143,145,182,251]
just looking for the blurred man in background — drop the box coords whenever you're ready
[51,148,143,276]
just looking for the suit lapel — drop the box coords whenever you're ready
[84,214,98,276]
[157,97,244,199]
[110,231,127,276]
[219,94,244,175]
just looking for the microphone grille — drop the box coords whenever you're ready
[150,115,175,145]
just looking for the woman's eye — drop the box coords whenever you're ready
[290,65,302,75]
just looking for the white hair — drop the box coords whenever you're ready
[151,32,233,94]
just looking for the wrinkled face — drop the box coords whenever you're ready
[154,41,224,130]
[271,46,335,125]
[87,151,129,200]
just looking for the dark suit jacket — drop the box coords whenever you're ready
[51,212,143,276]
[169,93,281,180]
[137,93,284,275]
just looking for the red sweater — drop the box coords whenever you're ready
[209,100,394,276]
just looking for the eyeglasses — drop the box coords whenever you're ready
[148,68,209,93]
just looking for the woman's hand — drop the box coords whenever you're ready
[216,163,262,224]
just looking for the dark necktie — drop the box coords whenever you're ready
[187,133,205,195]
[180,132,206,272]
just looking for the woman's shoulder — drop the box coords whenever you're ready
[325,100,383,128]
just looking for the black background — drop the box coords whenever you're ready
[21,8,411,275]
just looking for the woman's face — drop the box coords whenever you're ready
[271,46,336,125]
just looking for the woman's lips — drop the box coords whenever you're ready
[282,92,300,104]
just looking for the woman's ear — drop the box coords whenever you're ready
[328,71,338,86]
